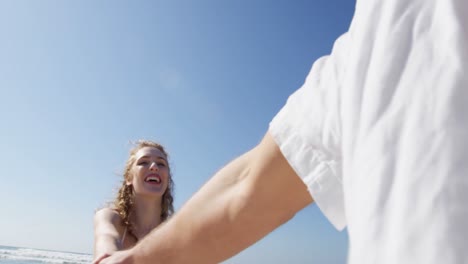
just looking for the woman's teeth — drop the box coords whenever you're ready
[145,176,161,183]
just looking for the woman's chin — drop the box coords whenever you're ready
[137,188,166,198]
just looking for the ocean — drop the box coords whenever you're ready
[0,245,92,264]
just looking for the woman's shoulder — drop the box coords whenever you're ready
[94,207,122,226]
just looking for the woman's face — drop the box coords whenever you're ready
[128,146,169,197]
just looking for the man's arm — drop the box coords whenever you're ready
[129,132,313,263]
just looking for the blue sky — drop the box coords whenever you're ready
[0,1,354,262]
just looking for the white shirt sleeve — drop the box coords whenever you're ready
[269,33,350,231]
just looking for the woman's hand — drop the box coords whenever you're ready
[93,252,112,264]
[97,250,134,264]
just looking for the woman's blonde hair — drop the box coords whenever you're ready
[114,140,175,238]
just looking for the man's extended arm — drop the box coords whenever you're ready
[107,132,313,264]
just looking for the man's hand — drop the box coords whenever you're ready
[96,250,134,264]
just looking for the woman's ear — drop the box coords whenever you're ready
[125,177,132,186]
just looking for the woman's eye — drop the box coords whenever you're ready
[138,161,148,165]
[157,163,166,167]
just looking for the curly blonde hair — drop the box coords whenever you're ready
[114,140,175,239]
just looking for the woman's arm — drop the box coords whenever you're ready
[93,208,124,262]
[109,132,313,264]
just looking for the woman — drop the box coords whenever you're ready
[93,140,175,264]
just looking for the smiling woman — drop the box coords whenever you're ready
[92,140,175,264]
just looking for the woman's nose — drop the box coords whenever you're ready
[149,162,159,171]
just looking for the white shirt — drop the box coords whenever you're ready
[269,1,468,263]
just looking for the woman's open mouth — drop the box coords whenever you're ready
[144,174,162,184]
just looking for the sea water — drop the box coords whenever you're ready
[0,245,92,264]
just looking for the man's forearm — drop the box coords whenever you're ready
[131,133,313,263]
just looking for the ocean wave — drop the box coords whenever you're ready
[0,247,92,264]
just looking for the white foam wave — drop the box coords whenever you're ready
[0,247,92,263]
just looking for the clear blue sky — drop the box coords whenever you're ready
[0,1,355,262]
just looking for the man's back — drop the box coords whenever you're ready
[271,0,467,263]
[342,0,467,262]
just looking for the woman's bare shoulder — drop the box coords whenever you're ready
[94,207,122,226]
